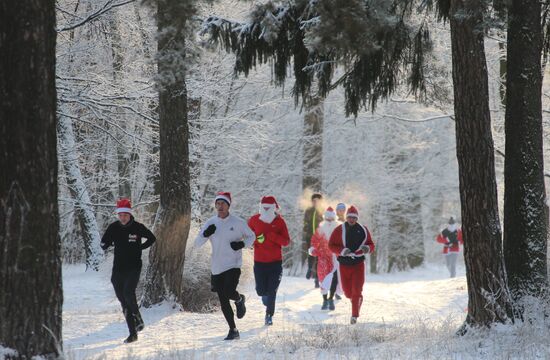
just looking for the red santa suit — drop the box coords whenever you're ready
[309,207,341,295]
[329,206,375,320]
[248,196,290,320]
[436,223,463,254]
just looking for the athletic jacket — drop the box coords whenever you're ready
[195,213,255,275]
[101,217,156,272]
[248,214,290,263]
[329,222,375,266]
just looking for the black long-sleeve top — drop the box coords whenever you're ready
[100,217,156,272]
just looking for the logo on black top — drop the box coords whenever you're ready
[230,227,234,231]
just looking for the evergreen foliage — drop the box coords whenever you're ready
[202,0,431,116]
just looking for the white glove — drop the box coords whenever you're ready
[359,244,370,254]
[308,247,315,256]
[341,248,352,256]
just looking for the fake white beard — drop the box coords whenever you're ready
[259,204,277,223]
[318,219,339,238]
[447,224,458,232]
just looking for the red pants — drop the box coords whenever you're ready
[339,262,365,317]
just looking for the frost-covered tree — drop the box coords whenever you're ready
[502,0,548,308]
[142,0,194,307]
[55,0,159,266]
[0,0,63,357]
[428,0,512,326]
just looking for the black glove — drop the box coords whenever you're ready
[230,241,245,251]
[203,224,216,237]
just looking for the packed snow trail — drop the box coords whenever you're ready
[63,263,468,359]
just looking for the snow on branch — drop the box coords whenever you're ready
[202,0,433,116]
[56,0,136,32]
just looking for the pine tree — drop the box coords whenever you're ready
[503,0,547,309]
[0,0,63,357]
[142,0,193,307]
[431,0,511,326]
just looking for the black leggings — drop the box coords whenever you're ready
[111,269,140,335]
[329,270,339,299]
[211,268,241,329]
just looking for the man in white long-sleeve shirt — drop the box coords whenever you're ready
[194,191,255,340]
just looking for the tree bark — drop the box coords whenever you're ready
[142,0,191,307]
[503,0,547,305]
[449,0,511,326]
[0,0,63,357]
[302,96,324,193]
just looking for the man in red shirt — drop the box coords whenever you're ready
[248,196,290,326]
[329,206,375,324]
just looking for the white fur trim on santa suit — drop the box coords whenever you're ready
[259,203,277,224]
[215,194,231,205]
[116,207,132,214]
[447,224,458,232]
[320,270,337,294]
[324,209,336,220]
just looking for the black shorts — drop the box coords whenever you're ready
[211,268,241,293]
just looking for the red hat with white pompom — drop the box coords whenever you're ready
[324,207,336,220]
[261,195,279,209]
[116,198,132,214]
[215,191,232,206]
[346,205,359,219]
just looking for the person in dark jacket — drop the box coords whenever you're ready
[101,198,156,344]
[329,206,375,324]
[303,193,323,288]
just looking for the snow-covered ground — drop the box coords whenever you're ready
[62,263,550,359]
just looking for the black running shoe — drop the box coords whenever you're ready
[235,294,246,319]
[124,334,138,343]
[265,314,273,326]
[321,299,329,310]
[224,328,240,340]
[328,299,335,311]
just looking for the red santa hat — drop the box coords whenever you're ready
[346,205,359,219]
[215,191,231,206]
[260,195,279,209]
[324,206,336,220]
[116,198,132,214]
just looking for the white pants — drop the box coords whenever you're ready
[445,252,459,278]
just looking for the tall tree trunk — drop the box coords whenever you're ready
[0,0,63,357]
[302,96,324,193]
[188,98,202,221]
[449,0,511,326]
[58,115,103,270]
[142,0,191,307]
[108,10,134,200]
[503,0,547,305]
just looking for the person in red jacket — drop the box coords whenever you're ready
[309,206,342,311]
[248,196,290,326]
[329,205,374,324]
[436,217,463,278]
